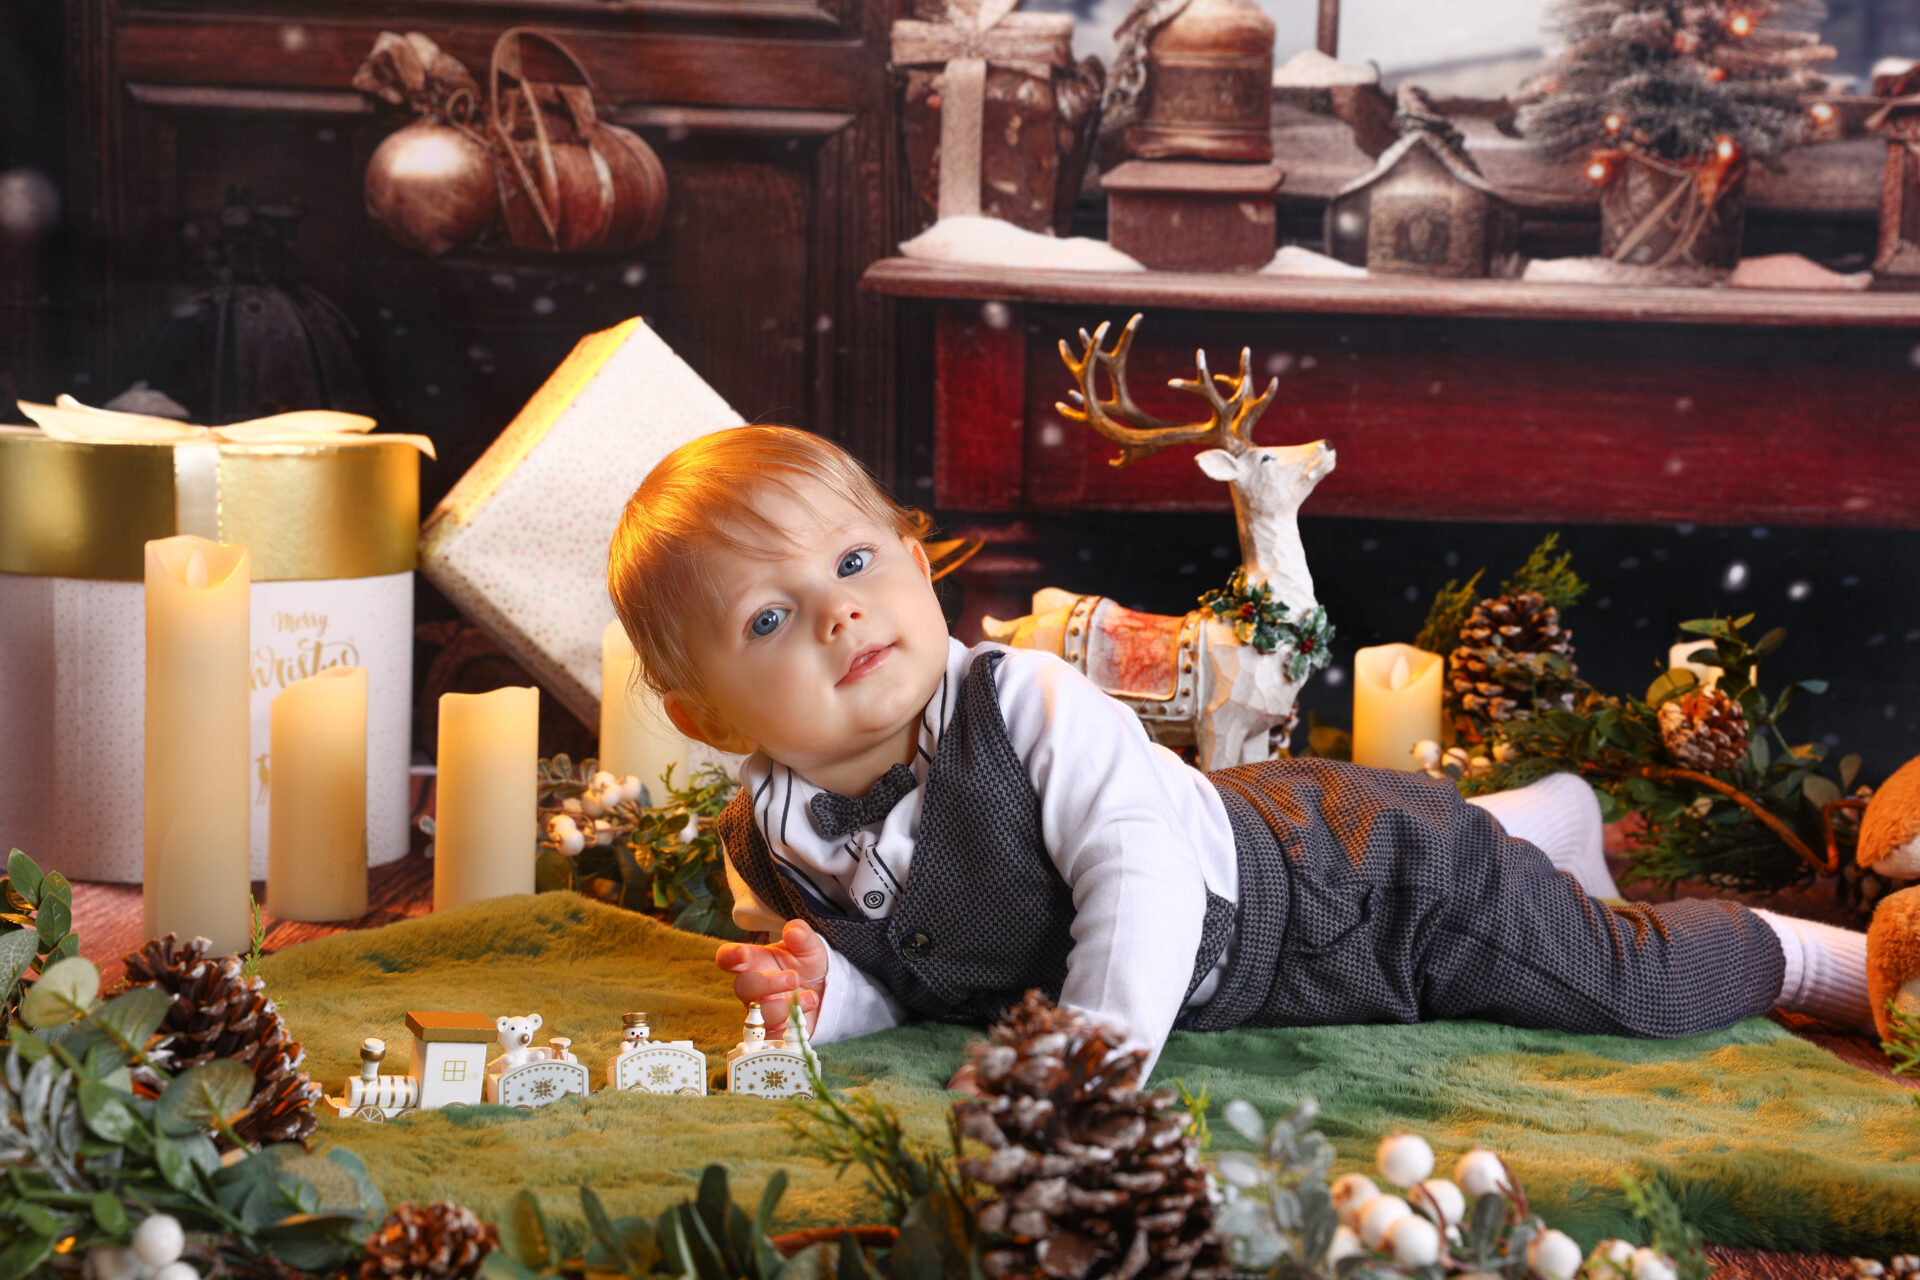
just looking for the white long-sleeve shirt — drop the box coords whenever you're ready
[726,637,1237,1078]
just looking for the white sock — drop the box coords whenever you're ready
[1468,772,1621,900]
[1751,909,1875,1035]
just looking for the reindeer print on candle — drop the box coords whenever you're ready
[982,315,1336,772]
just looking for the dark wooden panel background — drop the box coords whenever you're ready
[45,0,905,755]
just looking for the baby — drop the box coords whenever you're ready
[608,425,1884,1078]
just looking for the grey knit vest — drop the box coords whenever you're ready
[716,650,1236,1026]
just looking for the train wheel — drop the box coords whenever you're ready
[677,1086,702,1096]
[392,1108,419,1120]
[353,1105,385,1123]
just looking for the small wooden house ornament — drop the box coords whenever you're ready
[605,1011,709,1095]
[407,1010,496,1109]
[725,1002,819,1100]
[1326,94,1517,279]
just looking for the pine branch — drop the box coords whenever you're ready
[1414,569,1483,657]
[1500,533,1587,613]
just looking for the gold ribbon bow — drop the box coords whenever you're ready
[2,398,432,581]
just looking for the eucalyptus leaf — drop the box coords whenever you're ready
[1841,754,1862,792]
[0,1232,55,1280]
[0,931,39,1009]
[77,1080,141,1144]
[1214,1151,1266,1189]
[86,986,170,1059]
[20,956,98,1029]
[154,1059,255,1136]
[1802,774,1843,810]
[498,1189,554,1269]
[1797,679,1829,695]
[153,1131,194,1191]
[1645,669,1698,707]
[1748,735,1770,772]
[90,1189,129,1234]
[33,895,70,951]
[5,851,43,908]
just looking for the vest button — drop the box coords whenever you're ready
[902,931,932,960]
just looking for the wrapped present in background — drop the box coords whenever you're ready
[0,402,429,883]
[419,318,742,732]
[894,0,1104,236]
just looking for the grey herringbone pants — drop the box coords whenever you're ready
[1193,760,1786,1038]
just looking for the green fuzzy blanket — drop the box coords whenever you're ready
[262,893,1920,1256]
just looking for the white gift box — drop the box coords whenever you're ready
[420,317,743,726]
[0,409,427,883]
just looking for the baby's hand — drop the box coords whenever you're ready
[715,919,829,1035]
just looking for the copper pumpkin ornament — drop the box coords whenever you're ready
[487,28,669,254]
[363,119,501,257]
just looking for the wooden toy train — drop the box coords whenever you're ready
[327,1004,815,1122]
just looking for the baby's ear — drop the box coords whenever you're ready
[664,690,758,755]
[907,536,932,582]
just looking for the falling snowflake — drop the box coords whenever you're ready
[531,1079,556,1099]
[648,1065,674,1086]
[762,1070,789,1091]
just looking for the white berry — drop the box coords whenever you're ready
[581,792,606,817]
[1631,1247,1678,1280]
[591,770,618,793]
[1387,1214,1442,1267]
[132,1213,185,1266]
[1325,1225,1365,1267]
[1529,1229,1583,1280]
[559,827,586,856]
[619,774,644,803]
[1330,1173,1380,1226]
[1597,1241,1635,1267]
[1455,1147,1509,1198]
[1376,1132,1434,1187]
[86,1246,145,1280]
[1414,1177,1465,1227]
[1358,1194,1412,1249]
[1411,740,1442,767]
[153,1265,199,1280]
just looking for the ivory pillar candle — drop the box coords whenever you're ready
[434,686,538,911]
[267,666,369,922]
[600,619,690,801]
[1352,643,1444,771]
[144,535,252,954]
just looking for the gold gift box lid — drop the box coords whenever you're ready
[0,410,426,582]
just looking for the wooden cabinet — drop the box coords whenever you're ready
[63,0,904,493]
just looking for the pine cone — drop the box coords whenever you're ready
[361,1201,499,1280]
[1659,687,1751,771]
[122,934,321,1147]
[956,991,1225,1280]
[1448,591,1578,726]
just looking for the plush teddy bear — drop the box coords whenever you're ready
[1857,755,1920,1042]
[494,1013,546,1069]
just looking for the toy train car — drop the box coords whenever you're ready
[327,1010,590,1121]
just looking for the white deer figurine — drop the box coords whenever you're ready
[980,314,1336,771]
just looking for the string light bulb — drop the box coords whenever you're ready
[1585,157,1614,185]
[1603,112,1625,136]
[1728,12,1753,37]
[1809,101,1837,125]
[1709,67,1728,82]
[1715,135,1740,163]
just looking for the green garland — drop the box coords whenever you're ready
[1197,568,1336,682]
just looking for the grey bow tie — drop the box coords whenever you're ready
[808,763,919,839]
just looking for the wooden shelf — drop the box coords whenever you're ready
[862,258,1920,330]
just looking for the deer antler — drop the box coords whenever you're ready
[1055,313,1279,468]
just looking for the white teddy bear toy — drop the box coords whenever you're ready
[494,1013,548,1069]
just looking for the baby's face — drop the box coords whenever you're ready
[672,476,950,795]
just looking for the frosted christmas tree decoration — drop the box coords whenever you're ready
[725,1001,819,1099]
[606,1011,708,1095]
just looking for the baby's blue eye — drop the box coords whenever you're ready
[838,548,874,577]
[750,607,787,637]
